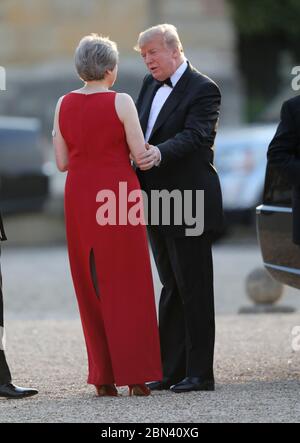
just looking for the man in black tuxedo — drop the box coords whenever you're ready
[0,211,38,398]
[134,24,223,392]
[267,96,300,244]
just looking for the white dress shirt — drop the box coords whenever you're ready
[145,59,188,143]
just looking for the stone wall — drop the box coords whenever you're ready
[0,0,243,130]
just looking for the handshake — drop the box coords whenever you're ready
[130,143,161,171]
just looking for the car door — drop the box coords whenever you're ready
[257,163,300,289]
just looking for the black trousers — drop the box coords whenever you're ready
[148,226,215,382]
[0,246,11,384]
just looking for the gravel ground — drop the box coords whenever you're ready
[0,243,300,423]
[2,243,300,319]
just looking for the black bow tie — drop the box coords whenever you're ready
[157,78,173,88]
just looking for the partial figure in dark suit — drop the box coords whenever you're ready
[133,24,223,393]
[0,212,38,398]
[267,96,300,245]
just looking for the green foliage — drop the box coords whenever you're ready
[228,0,300,36]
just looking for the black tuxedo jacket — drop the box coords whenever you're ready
[267,96,300,244]
[0,212,7,242]
[136,62,224,237]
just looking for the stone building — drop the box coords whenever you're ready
[0,0,242,134]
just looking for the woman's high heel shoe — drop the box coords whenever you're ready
[95,384,118,397]
[128,384,151,397]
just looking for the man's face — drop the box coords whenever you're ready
[140,35,178,81]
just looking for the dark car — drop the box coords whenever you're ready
[0,116,49,213]
[256,163,300,289]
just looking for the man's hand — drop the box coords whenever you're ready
[134,143,161,170]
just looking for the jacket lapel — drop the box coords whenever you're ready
[139,81,161,135]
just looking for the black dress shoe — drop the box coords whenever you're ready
[170,377,215,393]
[0,383,38,399]
[146,379,175,391]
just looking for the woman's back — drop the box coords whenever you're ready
[59,92,131,171]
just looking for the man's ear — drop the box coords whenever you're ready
[172,47,180,58]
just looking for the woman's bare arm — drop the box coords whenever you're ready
[53,96,69,172]
[115,93,155,171]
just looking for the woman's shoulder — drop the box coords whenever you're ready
[116,92,133,100]
[115,93,135,109]
[54,95,66,114]
[56,92,79,109]
[59,90,82,101]
[115,93,136,123]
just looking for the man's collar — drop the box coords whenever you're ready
[170,58,188,87]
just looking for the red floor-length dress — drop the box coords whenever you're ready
[59,91,162,386]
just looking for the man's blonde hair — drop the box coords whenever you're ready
[134,24,184,53]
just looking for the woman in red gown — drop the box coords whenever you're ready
[52,34,162,396]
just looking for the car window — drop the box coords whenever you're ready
[0,129,42,173]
